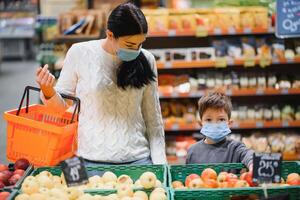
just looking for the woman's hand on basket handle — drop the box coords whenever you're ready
[36,64,56,99]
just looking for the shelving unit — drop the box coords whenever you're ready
[156,56,300,69]
[164,120,300,131]
[159,88,300,99]
[33,1,300,163]
[0,1,37,59]
[149,27,275,38]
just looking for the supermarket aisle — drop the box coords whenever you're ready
[0,61,39,163]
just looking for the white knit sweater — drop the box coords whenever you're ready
[42,40,167,164]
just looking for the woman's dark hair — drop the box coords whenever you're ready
[108,2,156,89]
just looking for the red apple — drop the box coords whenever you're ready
[14,158,30,170]
[185,174,200,187]
[287,173,300,185]
[1,171,12,180]
[13,169,25,176]
[228,178,238,188]
[217,172,228,183]
[8,174,21,186]
[0,181,4,189]
[0,165,8,172]
[244,172,257,187]
[172,181,184,189]
[188,178,204,189]
[201,168,217,181]
[204,179,218,188]
[234,180,249,188]
[218,181,229,188]
[239,172,247,180]
[0,171,12,186]
[287,179,300,186]
[226,173,238,182]
[0,191,10,200]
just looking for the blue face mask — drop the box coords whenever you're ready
[117,47,141,62]
[200,122,231,143]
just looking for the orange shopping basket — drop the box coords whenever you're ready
[3,86,80,167]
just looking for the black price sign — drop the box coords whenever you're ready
[60,157,88,187]
[253,153,282,184]
[276,0,300,38]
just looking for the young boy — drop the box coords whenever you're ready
[186,91,253,170]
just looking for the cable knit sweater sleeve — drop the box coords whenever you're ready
[40,44,79,111]
[142,51,167,164]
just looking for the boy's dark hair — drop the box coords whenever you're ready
[198,91,232,119]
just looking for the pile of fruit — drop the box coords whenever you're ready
[0,158,30,189]
[15,170,167,200]
[77,171,162,190]
[172,168,300,189]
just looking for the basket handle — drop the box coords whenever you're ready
[16,86,81,123]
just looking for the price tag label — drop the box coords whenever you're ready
[272,58,280,64]
[228,27,236,34]
[225,89,233,96]
[259,57,272,68]
[215,57,227,68]
[256,121,264,128]
[282,121,289,127]
[256,89,264,95]
[60,157,88,187]
[286,58,294,63]
[227,57,234,66]
[171,91,179,98]
[253,153,282,184]
[244,28,252,34]
[164,62,172,69]
[281,89,289,95]
[171,124,179,130]
[214,28,222,35]
[232,122,239,128]
[244,57,256,67]
[196,26,208,37]
[168,30,176,36]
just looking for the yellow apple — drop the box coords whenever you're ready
[78,193,94,200]
[152,188,166,194]
[30,193,47,200]
[117,184,134,198]
[37,175,54,189]
[118,175,133,185]
[89,175,103,185]
[15,194,30,200]
[102,171,118,183]
[133,191,148,200]
[149,191,167,200]
[21,180,40,195]
[140,172,157,189]
[134,180,143,188]
[65,187,83,200]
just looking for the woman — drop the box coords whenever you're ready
[36,2,167,165]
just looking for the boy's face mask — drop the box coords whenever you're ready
[200,122,231,143]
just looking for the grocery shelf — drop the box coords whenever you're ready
[0,8,37,13]
[156,56,300,69]
[148,27,275,38]
[164,120,300,131]
[52,34,100,43]
[0,32,35,39]
[167,153,300,164]
[159,88,300,99]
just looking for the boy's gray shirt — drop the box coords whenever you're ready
[186,138,254,167]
